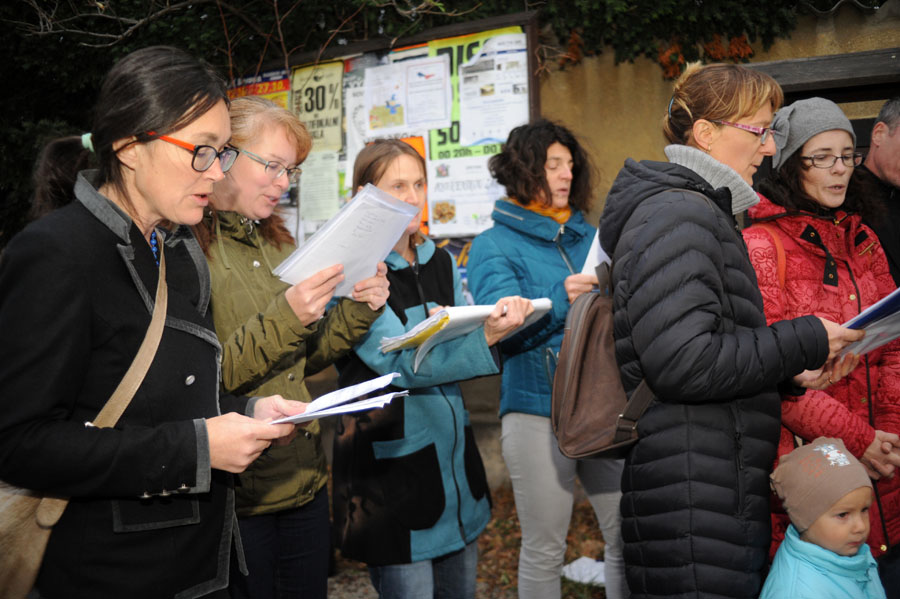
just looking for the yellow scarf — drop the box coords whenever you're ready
[520,200,571,224]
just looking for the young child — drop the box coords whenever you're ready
[760,437,886,598]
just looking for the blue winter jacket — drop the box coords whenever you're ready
[760,524,886,599]
[467,199,595,418]
[332,238,495,566]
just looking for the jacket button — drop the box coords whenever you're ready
[304,431,312,440]
[882,545,888,552]
[287,373,296,381]
[861,397,868,404]
[185,375,196,386]
[849,294,856,301]
[252,260,261,268]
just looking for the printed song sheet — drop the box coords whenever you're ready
[380,298,552,372]
[271,373,406,424]
[273,184,420,296]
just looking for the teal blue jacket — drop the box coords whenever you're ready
[332,238,496,566]
[760,524,886,599]
[467,199,595,417]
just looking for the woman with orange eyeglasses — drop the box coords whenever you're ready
[0,47,306,599]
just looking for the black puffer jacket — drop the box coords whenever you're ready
[599,158,828,599]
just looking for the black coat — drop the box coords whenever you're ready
[0,173,245,599]
[599,158,828,599]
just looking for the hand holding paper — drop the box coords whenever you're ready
[284,264,345,326]
[380,298,552,372]
[484,296,535,346]
[270,372,406,425]
[273,184,420,297]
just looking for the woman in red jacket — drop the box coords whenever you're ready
[743,97,900,594]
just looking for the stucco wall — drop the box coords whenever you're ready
[539,1,900,221]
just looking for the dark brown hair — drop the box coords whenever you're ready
[31,46,228,220]
[758,152,882,221]
[488,119,594,212]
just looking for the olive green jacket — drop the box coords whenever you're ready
[207,211,381,517]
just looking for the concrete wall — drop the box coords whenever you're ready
[538,0,900,222]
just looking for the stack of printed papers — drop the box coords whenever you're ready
[273,183,420,297]
[380,298,552,372]
[842,287,900,355]
[270,372,406,425]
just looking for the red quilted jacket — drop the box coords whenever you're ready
[744,194,900,560]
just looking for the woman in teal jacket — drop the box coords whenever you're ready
[467,120,628,599]
[333,139,533,599]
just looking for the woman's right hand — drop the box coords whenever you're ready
[564,273,598,304]
[860,430,900,480]
[483,296,534,346]
[206,412,296,473]
[284,264,345,326]
[817,317,864,362]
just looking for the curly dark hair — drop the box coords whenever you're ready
[488,119,594,212]
[757,151,882,221]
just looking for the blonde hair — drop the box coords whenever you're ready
[229,96,312,163]
[663,62,784,146]
[196,96,311,253]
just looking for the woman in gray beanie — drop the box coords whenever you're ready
[742,97,900,596]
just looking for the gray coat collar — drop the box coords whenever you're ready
[75,170,134,243]
[664,145,759,215]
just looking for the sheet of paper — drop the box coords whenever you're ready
[378,298,552,371]
[271,391,407,425]
[844,286,900,329]
[273,184,420,296]
[842,310,900,356]
[299,151,340,221]
[270,372,400,424]
[581,234,611,275]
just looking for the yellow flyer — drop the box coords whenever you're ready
[291,61,344,152]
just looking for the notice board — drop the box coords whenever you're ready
[228,11,540,244]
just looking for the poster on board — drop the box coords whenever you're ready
[425,26,524,238]
[228,69,290,108]
[364,54,452,137]
[291,61,344,152]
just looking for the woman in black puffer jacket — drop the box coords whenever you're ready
[598,63,864,599]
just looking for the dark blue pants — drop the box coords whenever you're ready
[229,488,330,599]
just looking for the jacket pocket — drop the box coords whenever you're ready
[111,496,200,532]
[372,430,445,531]
[463,423,490,504]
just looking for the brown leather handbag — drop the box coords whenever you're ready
[550,261,655,459]
[0,246,168,599]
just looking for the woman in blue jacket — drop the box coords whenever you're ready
[467,120,628,599]
[332,139,533,599]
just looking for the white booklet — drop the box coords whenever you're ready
[270,372,407,424]
[380,298,552,372]
[273,184,421,296]
[841,287,900,356]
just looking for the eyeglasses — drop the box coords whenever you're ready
[237,148,302,182]
[713,120,772,145]
[800,153,863,169]
[148,132,238,173]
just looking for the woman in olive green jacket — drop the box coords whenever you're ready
[195,96,389,599]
